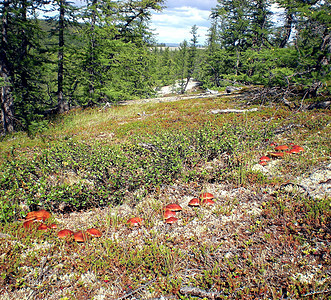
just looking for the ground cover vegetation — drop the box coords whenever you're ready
[0,0,330,298]
[0,92,330,298]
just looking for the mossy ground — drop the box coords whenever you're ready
[0,91,330,299]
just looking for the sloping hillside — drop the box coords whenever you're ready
[0,91,330,299]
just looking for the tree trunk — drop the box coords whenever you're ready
[0,0,14,134]
[279,11,293,48]
[88,0,97,102]
[19,0,29,100]
[57,0,68,113]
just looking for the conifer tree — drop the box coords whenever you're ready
[0,0,14,134]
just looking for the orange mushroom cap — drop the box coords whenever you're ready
[127,217,144,226]
[37,223,49,231]
[199,193,214,200]
[275,145,289,151]
[23,219,38,229]
[86,228,102,238]
[57,229,74,239]
[163,210,177,219]
[165,217,178,224]
[188,198,200,207]
[164,203,182,212]
[73,231,90,243]
[202,198,215,206]
[25,209,51,222]
[292,145,304,152]
[260,156,270,162]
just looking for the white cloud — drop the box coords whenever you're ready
[151,6,212,44]
[165,0,218,11]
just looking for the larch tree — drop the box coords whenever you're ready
[0,0,14,134]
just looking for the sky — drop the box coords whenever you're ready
[150,0,219,45]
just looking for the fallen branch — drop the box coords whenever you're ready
[117,278,156,300]
[99,102,112,111]
[210,108,258,114]
[302,289,331,297]
[273,123,304,135]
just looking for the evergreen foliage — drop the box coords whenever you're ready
[0,0,329,135]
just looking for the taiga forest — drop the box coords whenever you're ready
[0,0,330,135]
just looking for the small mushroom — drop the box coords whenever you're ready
[25,209,51,222]
[259,156,270,162]
[163,210,177,219]
[73,231,90,243]
[275,145,289,151]
[292,145,304,152]
[202,198,215,206]
[165,217,178,224]
[188,198,200,207]
[199,193,214,201]
[259,161,268,166]
[57,229,74,239]
[86,228,102,238]
[48,223,57,229]
[164,204,182,212]
[37,223,49,231]
[23,219,37,229]
[127,217,144,227]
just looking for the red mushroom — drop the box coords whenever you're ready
[37,223,49,231]
[199,193,214,201]
[259,156,270,162]
[292,145,304,152]
[188,198,200,207]
[275,145,289,151]
[86,228,102,238]
[202,198,215,206]
[23,219,37,229]
[57,229,74,239]
[163,210,177,219]
[25,209,51,222]
[164,203,182,212]
[165,217,178,224]
[73,231,90,243]
[127,217,144,227]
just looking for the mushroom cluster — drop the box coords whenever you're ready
[163,203,182,224]
[259,142,304,166]
[189,193,216,207]
[162,193,216,225]
[57,227,102,242]
[22,209,56,231]
[22,209,102,243]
